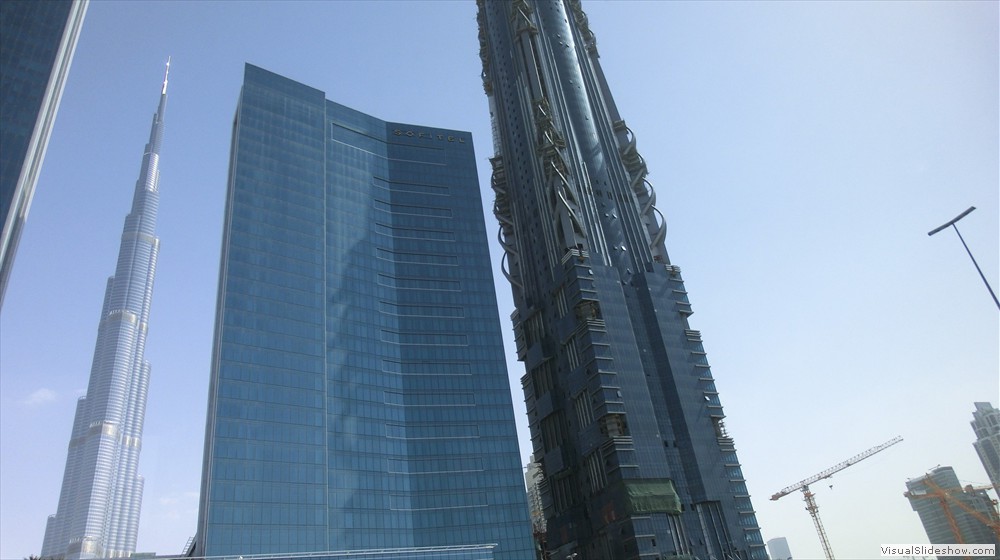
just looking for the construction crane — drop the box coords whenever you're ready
[771,436,903,560]
[904,476,1000,542]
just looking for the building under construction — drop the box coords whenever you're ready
[905,466,1000,552]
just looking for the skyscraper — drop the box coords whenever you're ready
[766,537,793,560]
[525,456,547,538]
[476,1,765,558]
[905,466,1000,550]
[192,64,534,560]
[41,64,168,560]
[971,402,1000,496]
[0,0,88,310]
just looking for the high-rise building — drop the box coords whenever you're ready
[41,63,168,560]
[476,1,765,558]
[971,402,1000,495]
[767,537,793,560]
[905,466,999,551]
[192,64,534,560]
[525,456,547,537]
[0,0,88,309]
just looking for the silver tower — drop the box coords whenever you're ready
[41,63,168,560]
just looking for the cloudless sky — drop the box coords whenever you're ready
[1,1,997,559]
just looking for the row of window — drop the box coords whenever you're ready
[373,176,450,196]
[381,330,468,346]
[385,423,479,439]
[373,199,452,218]
[376,248,458,266]
[377,274,460,291]
[384,391,475,407]
[374,222,455,242]
[386,456,483,474]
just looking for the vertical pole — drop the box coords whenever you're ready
[951,223,1000,310]
[802,486,835,560]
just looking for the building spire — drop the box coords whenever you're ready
[161,56,170,95]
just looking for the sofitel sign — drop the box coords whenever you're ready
[393,129,466,143]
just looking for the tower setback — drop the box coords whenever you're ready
[41,63,168,560]
[476,1,766,558]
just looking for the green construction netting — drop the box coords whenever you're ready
[622,479,682,515]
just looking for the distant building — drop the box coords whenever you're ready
[526,457,547,536]
[525,456,547,556]
[476,1,764,558]
[905,466,1000,553]
[41,64,168,559]
[191,64,534,560]
[971,402,1000,495]
[767,537,793,560]
[0,0,88,309]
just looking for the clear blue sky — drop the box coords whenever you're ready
[1,1,997,558]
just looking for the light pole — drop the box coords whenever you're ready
[928,206,1000,310]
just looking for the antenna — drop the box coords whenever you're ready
[161,56,171,95]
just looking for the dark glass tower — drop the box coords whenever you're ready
[476,1,765,558]
[0,0,88,309]
[41,63,168,560]
[193,64,534,560]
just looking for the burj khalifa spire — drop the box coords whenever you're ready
[41,61,169,560]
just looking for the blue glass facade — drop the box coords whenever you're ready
[193,64,534,560]
[0,0,87,308]
[477,1,766,558]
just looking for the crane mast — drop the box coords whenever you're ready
[771,436,903,560]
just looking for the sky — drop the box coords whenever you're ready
[0,1,997,559]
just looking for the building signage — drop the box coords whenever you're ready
[393,129,465,143]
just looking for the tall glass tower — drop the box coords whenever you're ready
[971,402,1000,496]
[41,64,168,560]
[192,64,534,560]
[0,0,88,309]
[477,1,766,558]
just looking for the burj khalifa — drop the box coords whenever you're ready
[41,63,168,560]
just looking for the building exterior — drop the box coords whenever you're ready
[766,537,793,560]
[0,0,88,309]
[971,402,1000,496]
[476,1,765,558]
[192,64,534,560]
[525,456,548,556]
[905,466,1000,552]
[526,457,547,536]
[41,64,168,559]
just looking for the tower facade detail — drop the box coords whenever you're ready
[476,1,765,558]
[193,64,534,560]
[41,64,167,560]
